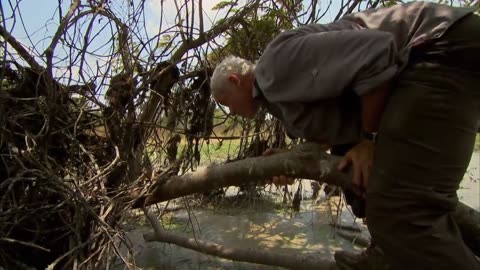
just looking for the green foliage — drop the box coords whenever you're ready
[158,34,172,49]
[199,139,241,165]
[212,1,238,10]
[382,0,401,7]
[210,8,294,62]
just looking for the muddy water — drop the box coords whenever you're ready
[114,202,365,270]
[113,151,479,270]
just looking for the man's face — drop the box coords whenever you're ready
[215,74,258,119]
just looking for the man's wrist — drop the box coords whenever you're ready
[361,131,377,143]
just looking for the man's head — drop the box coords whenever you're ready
[210,56,258,118]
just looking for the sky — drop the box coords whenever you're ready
[2,0,342,56]
[1,0,246,85]
[3,0,232,56]
[2,0,473,86]
[2,0,473,61]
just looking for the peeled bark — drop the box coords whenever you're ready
[133,142,480,257]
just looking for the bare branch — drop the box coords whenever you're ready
[143,208,338,270]
[0,25,42,70]
[199,0,204,34]
[171,2,258,61]
[44,0,81,74]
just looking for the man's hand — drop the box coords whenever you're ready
[262,148,295,186]
[337,140,375,196]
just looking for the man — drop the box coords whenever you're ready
[210,1,480,270]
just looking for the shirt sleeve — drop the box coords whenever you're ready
[273,90,362,145]
[255,27,399,102]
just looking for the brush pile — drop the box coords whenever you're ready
[0,61,132,269]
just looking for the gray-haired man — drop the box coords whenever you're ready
[211,2,480,269]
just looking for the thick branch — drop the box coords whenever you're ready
[198,0,204,34]
[0,25,42,71]
[143,209,338,270]
[133,142,346,207]
[44,0,80,72]
[44,0,81,74]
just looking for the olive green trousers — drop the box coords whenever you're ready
[367,13,480,270]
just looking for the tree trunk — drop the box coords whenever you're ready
[133,143,343,207]
[133,142,480,257]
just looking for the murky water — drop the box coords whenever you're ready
[114,205,365,269]
[113,151,479,270]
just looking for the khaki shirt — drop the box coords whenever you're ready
[253,1,476,144]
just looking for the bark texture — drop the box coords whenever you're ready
[133,143,343,207]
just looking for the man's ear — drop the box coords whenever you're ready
[227,74,240,87]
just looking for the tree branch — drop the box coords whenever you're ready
[0,25,42,71]
[135,2,259,159]
[143,208,339,270]
[344,0,362,16]
[171,2,258,61]
[133,142,346,208]
[44,0,81,74]
[199,0,204,34]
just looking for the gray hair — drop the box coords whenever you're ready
[210,56,254,98]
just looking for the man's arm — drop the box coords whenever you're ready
[338,82,390,193]
[256,28,399,103]
[361,82,390,133]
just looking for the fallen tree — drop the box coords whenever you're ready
[135,142,480,259]
[133,143,340,207]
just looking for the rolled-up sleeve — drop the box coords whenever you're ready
[254,23,400,144]
[255,27,399,101]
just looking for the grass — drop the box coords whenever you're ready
[162,214,187,231]
[198,139,242,165]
